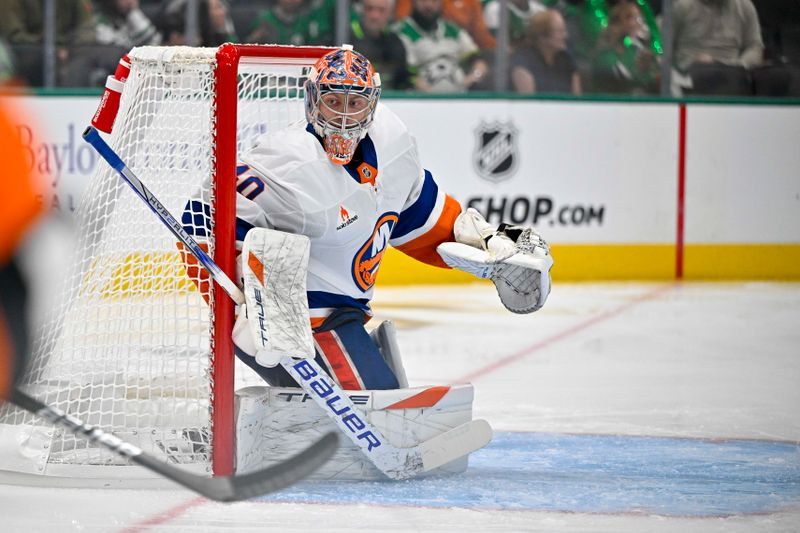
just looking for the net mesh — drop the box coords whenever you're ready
[0,46,313,476]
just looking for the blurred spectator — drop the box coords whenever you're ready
[0,0,100,86]
[617,0,662,54]
[548,0,608,64]
[159,0,238,47]
[247,0,333,46]
[754,0,800,62]
[94,0,162,48]
[645,0,662,15]
[483,0,547,47]
[395,0,496,49]
[0,38,14,83]
[592,0,660,94]
[672,0,790,95]
[393,0,490,92]
[510,9,581,94]
[754,0,800,95]
[90,0,161,87]
[306,0,336,45]
[543,1,661,79]
[350,0,412,90]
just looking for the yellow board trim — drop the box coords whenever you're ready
[685,244,800,280]
[547,244,675,281]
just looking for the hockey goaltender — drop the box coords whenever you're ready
[182,45,554,480]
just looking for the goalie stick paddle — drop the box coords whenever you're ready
[83,126,492,480]
[9,389,338,502]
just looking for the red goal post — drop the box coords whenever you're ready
[213,44,334,475]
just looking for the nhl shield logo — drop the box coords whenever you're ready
[473,121,519,182]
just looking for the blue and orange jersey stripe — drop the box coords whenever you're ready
[308,291,371,328]
[391,170,461,268]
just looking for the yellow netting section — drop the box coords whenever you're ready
[82,251,198,299]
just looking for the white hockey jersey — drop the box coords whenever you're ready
[184,104,461,327]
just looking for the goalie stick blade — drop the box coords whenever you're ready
[9,390,338,502]
[381,419,493,480]
[420,419,493,473]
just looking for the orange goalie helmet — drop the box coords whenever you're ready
[305,45,382,165]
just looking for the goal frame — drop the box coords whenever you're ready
[211,44,333,476]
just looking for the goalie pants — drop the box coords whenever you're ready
[235,307,400,390]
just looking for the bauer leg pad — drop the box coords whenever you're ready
[235,384,477,480]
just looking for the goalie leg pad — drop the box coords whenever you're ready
[236,384,477,480]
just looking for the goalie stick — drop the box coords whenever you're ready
[83,125,492,480]
[8,389,338,502]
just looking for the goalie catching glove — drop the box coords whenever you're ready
[232,228,315,367]
[437,208,553,314]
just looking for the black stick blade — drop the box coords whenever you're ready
[135,432,340,502]
[10,390,338,502]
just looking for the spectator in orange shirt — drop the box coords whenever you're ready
[395,0,496,49]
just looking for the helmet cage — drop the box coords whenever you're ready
[304,49,381,165]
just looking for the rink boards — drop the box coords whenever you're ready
[3,94,799,281]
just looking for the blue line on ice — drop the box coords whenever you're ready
[262,432,800,516]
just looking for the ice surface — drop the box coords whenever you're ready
[258,431,800,517]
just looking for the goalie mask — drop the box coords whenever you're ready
[305,46,381,165]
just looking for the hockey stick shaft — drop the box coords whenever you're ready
[82,127,244,305]
[8,389,338,501]
[83,126,489,479]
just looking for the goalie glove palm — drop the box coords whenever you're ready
[437,208,553,314]
[490,226,553,314]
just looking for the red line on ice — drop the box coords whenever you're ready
[117,496,206,533]
[454,283,679,384]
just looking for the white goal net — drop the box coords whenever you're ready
[0,45,329,481]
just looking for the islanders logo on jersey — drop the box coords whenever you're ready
[352,213,398,292]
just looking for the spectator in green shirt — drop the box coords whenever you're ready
[350,0,412,90]
[0,38,14,83]
[482,0,547,48]
[158,0,238,47]
[247,0,334,46]
[591,0,660,94]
